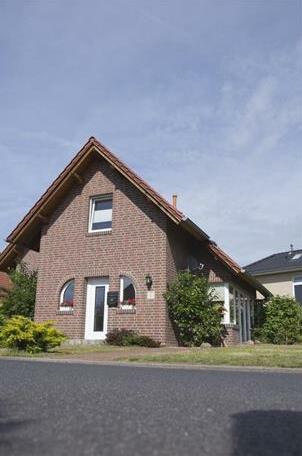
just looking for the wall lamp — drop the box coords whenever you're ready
[145,273,153,290]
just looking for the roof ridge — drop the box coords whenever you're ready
[245,247,302,269]
[244,252,277,269]
[6,136,185,244]
[91,137,185,220]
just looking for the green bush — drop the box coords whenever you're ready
[0,309,6,328]
[0,316,66,353]
[260,296,302,344]
[106,328,160,347]
[1,264,37,319]
[164,272,224,346]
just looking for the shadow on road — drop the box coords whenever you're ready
[232,410,302,456]
[0,404,34,453]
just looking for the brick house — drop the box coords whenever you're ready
[0,137,269,345]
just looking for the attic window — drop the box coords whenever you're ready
[291,253,302,260]
[89,195,112,233]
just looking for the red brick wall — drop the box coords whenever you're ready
[19,248,40,272]
[34,156,170,343]
[32,153,255,346]
[224,324,240,346]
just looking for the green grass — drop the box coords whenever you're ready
[2,344,302,369]
[126,345,302,369]
[0,343,123,358]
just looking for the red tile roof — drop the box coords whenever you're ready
[6,137,184,244]
[0,137,270,297]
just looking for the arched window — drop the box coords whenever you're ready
[120,276,136,308]
[59,280,75,311]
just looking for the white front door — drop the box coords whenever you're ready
[85,278,109,340]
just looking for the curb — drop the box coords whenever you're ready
[1,356,302,374]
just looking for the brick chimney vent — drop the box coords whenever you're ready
[172,194,178,208]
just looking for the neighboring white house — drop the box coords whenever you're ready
[245,245,302,304]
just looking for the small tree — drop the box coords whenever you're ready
[260,296,302,344]
[1,264,37,320]
[164,272,224,346]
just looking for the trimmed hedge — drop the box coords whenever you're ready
[106,328,160,347]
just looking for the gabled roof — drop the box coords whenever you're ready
[6,136,185,245]
[245,248,302,276]
[0,137,270,297]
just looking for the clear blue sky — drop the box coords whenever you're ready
[0,0,301,264]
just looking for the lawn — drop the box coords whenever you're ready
[1,344,302,368]
[126,344,302,369]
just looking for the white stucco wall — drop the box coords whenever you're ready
[255,271,302,299]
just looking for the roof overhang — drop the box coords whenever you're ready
[0,136,272,299]
[244,267,302,277]
[4,137,185,250]
[180,220,271,298]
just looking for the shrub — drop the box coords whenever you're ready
[0,316,66,353]
[258,296,302,344]
[1,264,37,319]
[0,309,6,328]
[164,272,224,346]
[106,328,160,347]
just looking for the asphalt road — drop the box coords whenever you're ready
[0,360,302,456]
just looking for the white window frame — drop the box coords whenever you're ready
[120,276,136,309]
[59,280,74,311]
[88,195,113,233]
[293,276,302,301]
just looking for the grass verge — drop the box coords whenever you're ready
[126,345,302,369]
[0,343,124,358]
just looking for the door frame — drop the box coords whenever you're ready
[85,277,109,340]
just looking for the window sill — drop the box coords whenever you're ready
[57,309,74,315]
[86,230,112,238]
[116,308,136,314]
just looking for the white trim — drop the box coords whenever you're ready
[293,276,302,301]
[59,279,74,311]
[247,299,251,340]
[88,195,112,234]
[223,283,230,324]
[119,275,136,309]
[85,277,109,340]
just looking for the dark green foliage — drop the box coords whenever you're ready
[164,272,224,346]
[0,316,66,353]
[0,310,6,328]
[1,264,37,319]
[106,328,160,347]
[259,296,302,344]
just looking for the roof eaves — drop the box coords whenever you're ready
[238,271,272,298]
[6,137,185,247]
[244,266,302,277]
[6,137,94,244]
[181,218,210,241]
[0,244,18,271]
